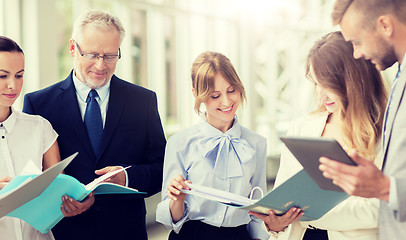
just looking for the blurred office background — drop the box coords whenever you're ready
[0,0,397,238]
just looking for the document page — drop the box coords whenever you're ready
[85,166,130,191]
[181,183,255,206]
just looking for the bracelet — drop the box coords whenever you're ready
[268,230,280,238]
[263,221,288,238]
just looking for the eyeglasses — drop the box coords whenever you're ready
[74,41,121,64]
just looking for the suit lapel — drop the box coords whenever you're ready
[383,71,406,164]
[96,76,126,161]
[60,72,96,159]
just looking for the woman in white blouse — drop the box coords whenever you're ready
[0,36,62,240]
[251,31,388,240]
[156,51,268,240]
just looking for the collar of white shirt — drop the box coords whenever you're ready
[72,71,111,104]
[2,106,18,134]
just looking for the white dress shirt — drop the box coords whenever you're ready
[0,107,58,240]
[72,72,110,128]
[72,72,129,186]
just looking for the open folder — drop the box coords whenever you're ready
[0,153,146,233]
[181,169,348,221]
[0,152,78,218]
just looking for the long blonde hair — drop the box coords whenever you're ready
[306,31,388,158]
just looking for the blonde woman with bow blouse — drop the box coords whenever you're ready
[156,51,268,240]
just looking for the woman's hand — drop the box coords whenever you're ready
[0,176,12,190]
[168,175,191,222]
[249,207,303,232]
[167,175,190,201]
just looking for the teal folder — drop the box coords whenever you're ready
[182,169,348,221]
[0,153,78,218]
[240,170,348,221]
[0,164,145,234]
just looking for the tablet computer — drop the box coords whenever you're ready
[280,136,356,192]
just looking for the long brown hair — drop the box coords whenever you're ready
[306,31,388,158]
[191,51,246,114]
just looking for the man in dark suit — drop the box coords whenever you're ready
[23,10,166,240]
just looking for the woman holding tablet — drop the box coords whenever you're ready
[251,31,388,239]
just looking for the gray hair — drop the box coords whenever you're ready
[72,9,125,44]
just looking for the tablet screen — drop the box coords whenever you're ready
[280,136,356,192]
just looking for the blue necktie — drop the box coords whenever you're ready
[85,89,103,155]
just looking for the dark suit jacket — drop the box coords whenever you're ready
[23,71,166,240]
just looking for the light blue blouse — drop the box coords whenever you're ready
[156,116,268,240]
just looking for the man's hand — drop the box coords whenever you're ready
[61,193,95,217]
[95,166,126,186]
[319,149,390,201]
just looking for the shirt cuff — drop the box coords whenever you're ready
[156,198,190,233]
[171,202,189,233]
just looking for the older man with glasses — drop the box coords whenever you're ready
[23,9,166,240]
